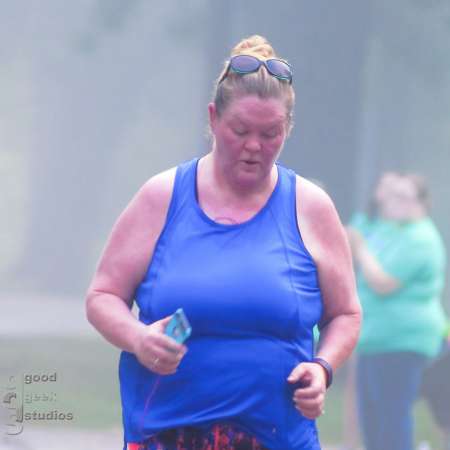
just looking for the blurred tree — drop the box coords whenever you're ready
[12,1,145,295]
[12,1,209,296]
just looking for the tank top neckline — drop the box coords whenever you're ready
[192,157,281,229]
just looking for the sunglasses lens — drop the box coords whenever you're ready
[230,55,260,73]
[266,59,292,80]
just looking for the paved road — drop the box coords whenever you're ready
[1,426,123,449]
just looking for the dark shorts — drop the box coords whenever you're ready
[127,423,269,450]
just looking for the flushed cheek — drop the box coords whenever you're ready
[218,132,242,152]
[265,139,284,159]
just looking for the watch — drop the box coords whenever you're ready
[312,357,333,389]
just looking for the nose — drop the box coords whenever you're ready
[243,136,262,152]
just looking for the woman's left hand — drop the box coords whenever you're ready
[287,362,327,420]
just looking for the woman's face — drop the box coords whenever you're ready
[208,95,289,187]
[382,176,418,222]
[374,172,398,207]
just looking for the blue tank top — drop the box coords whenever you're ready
[119,157,324,450]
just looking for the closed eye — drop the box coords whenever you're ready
[233,128,248,136]
[262,131,279,139]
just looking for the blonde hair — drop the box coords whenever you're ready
[212,35,295,134]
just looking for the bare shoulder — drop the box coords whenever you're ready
[110,166,177,242]
[295,175,335,217]
[110,165,178,255]
[295,175,359,323]
[135,167,177,216]
[87,167,177,304]
[295,175,344,262]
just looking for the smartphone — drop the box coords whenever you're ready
[165,308,192,344]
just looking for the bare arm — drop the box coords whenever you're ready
[85,168,186,371]
[288,177,362,420]
[297,178,362,372]
[347,227,400,295]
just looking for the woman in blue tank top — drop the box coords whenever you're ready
[86,35,361,450]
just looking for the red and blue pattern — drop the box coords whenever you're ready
[128,423,269,450]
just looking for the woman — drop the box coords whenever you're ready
[348,173,448,450]
[86,35,361,450]
[341,171,400,450]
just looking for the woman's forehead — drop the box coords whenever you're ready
[225,96,286,125]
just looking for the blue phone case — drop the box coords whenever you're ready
[165,308,192,344]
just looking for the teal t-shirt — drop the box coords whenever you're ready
[350,213,447,358]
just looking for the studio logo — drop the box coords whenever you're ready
[2,375,23,435]
[2,371,75,436]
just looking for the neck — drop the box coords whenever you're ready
[409,206,427,221]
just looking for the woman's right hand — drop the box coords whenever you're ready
[133,316,188,375]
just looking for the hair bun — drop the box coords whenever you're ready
[231,35,276,59]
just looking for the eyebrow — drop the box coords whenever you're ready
[231,115,284,128]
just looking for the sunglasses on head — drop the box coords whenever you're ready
[218,54,293,85]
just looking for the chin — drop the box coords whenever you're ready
[236,166,270,188]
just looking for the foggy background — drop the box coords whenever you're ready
[2,1,449,449]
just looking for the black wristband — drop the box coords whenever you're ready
[312,357,333,389]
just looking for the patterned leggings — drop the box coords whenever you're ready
[127,423,269,450]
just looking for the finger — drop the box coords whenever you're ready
[295,406,323,420]
[293,396,324,410]
[152,332,187,354]
[294,381,325,398]
[157,315,173,328]
[293,371,324,396]
[295,374,326,395]
[293,400,324,418]
[141,353,179,374]
[152,315,174,335]
[157,342,189,364]
[294,368,326,395]
[155,362,179,375]
[287,363,309,384]
[138,335,187,371]
[154,350,186,374]
[148,348,182,368]
[153,365,177,375]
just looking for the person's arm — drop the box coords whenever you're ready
[288,177,362,419]
[347,227,400,295]
[85,168,186,374]
[301,183,361,371]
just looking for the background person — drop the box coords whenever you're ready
[341,171,400,450]
[347,173,448,450]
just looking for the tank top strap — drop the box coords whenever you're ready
[270,163,313,257]
[270,162,298,229]
[165,157,199,224]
